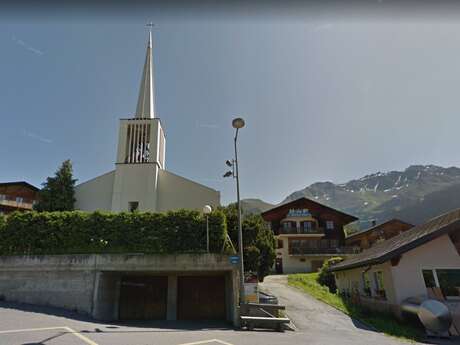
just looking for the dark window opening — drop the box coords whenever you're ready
[422,270,436,288]
[129,201,139,212]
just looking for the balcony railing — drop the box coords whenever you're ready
[289,239,357,255]
[278,227,325,235]
[0,198,34,210]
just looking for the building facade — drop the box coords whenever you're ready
[0,182,39,215]
[331,209,460,334]
[75,32,219,213]
[262,197,358,274]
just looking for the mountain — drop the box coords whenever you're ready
[282,165,460,227]
[240,198,275,215]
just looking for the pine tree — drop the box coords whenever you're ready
[34,160,77,212]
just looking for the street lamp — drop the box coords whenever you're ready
[203,205,212,252]
[231,117,246,304]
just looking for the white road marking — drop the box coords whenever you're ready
[0,326,99,345]
[64,326,100,345]
[0,327,65,334]
[178,339,234,345]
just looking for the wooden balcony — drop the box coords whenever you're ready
[278,227,325,235]
[288,239,357,255]
[0,198,34,210]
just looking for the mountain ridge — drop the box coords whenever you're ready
[242,164,460,228]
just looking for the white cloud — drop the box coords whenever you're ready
[22,130,53,144]
[12,35,44,56]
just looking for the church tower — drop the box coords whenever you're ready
[74,28,220,213]
[111,30,166,212]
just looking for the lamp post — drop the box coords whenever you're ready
[232,117,246,304]
[203,205,212,252]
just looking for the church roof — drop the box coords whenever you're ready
[135,31,155,119]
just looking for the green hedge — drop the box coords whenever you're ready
[0,210,227,255]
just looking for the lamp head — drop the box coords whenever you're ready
[223,171,233,178]
[226,160,233,167]
[232,117,245,129]
[203,205,212,215]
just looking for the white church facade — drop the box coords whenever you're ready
[75,32,220,212]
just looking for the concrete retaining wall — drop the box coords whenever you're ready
[0,253,239,324]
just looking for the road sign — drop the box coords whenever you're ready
[229,255,239,265]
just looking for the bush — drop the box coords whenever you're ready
[0,209,227,255]
[317,256,343,293]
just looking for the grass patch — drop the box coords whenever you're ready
[288,273,424,343]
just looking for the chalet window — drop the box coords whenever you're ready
[326,221,334,230]
[0,194,5,201]
[422,270,436,288]
[436,269,460,299]
[16,197,23,204]
[283,221,295,230]
[301,221,315,233]
[373,271,386,299]
[362,272,372,297]
[277,239,284,249]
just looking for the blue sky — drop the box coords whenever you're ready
[2,3,460,205]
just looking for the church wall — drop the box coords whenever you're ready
[157,169,220,212]
[111,163,159,212]
[75,171,115,211]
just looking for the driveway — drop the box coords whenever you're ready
[260,275,444,345]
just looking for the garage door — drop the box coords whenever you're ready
[177,276,226,320]
[119,276,168,320]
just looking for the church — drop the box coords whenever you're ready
[75,32,220,212]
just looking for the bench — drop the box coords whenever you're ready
[240,315,290,332]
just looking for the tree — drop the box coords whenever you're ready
[219,203,276,281]
[34,160,77,212]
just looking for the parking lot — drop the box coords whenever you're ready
[0,301,301,345]
[0,299,421,345]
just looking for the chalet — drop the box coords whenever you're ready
[0,181,39,215]
[346,219,414,251]
[261,197,358,274]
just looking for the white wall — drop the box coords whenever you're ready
[391,234,460,304]
[334,262,397,303]
[157,170,220,212]
[75,171,115,211]
[111,163,159,212]
[334,234,460,305]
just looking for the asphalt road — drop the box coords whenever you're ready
[0,276,455,345]
[259,275,455,345]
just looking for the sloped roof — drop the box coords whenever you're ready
[345,218,413,240]
[261,197,358,223]
[330,208,460,272]
[0,181,39,192]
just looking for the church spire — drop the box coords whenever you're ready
[135,26,155,119]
